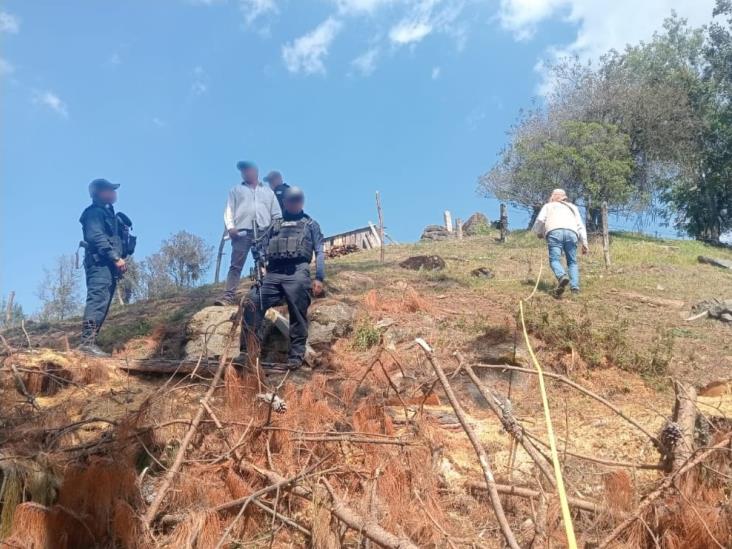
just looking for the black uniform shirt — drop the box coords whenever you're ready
[80,202,123,263]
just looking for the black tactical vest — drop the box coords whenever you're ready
[266,218,314,263]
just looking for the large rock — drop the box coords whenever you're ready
[462,212,490,236]
[399,255,446,271]
[184,306,240,360]
[308,301,357,346]
[329,271,376,294]
[421,225,451,241]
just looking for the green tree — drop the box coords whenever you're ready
[140,231,213,299]
[663,1,732,241]
[480,118,633,229]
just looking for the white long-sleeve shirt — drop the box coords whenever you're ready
[532,201,588,246]
[223,182,281,231]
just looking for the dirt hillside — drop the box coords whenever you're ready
[1,228,731,548]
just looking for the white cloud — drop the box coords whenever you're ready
[282,17,342,75]
[239,0,278,25]
[431,66,441,79]
[333,0,397,15]
[191,65,209,94]
[152,117,166,127]
[33,91,69,118]
[389,19,432,44]
[0,58,14,76]
[387,0,466,46]
[0,11,20,34]
[351,47,379,76]
[499,0,717,60]
[498,0,717,94]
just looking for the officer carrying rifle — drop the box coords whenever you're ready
[238,186,325,371]
[78,178,136,356]
[215,161,281,306]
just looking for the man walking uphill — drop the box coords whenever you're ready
[215,161,281,306]
[533,189,588,298]
[79,179,136,356]
[239,186,325,371]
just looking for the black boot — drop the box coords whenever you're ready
[78,321,109,357]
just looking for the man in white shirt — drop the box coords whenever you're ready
[215,161,282,306]
[532,189,589,297]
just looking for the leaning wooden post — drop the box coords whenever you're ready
[499,203,508,243]
[214,227,227,284]
[5,291,15,326]
[601,201,611,268]
[376,191,385,263]
[455,218,463,240]
[444,210,453,233]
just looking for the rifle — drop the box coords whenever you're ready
[250,220,266,311]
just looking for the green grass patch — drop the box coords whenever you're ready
[351,319,381,351]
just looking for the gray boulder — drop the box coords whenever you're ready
[184,306,240,360]
[308,301,357,346]
[421,225,451,241]
[462,212,490,236]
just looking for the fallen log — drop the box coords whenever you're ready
[670,381,697,473]
[112,357,218,375]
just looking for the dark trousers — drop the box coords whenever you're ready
[241,263,312,362]
[223,232,253,301]
[82,262,117,337]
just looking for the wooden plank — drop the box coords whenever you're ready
[376,191,385,263]
[111,358,219,375]
[601,201,611,268]
[444,210,453,233]
[499,203,508,243]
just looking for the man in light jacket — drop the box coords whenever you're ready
[532,189,589,297]
[215,161,282,306]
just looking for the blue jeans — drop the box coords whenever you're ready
[547,229,580,290]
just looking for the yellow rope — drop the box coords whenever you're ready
[519,300,578,549]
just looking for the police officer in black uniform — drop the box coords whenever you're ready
[78,179,136,356]
[240,186,325,370]
[264,170,290,211]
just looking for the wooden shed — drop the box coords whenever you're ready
[323,225,380,254]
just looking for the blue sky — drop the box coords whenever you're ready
[0,0,715,314]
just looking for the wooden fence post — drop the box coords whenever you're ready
[214,227,227,284]
[376,191,385,263]
[444,210,453,233]
[456,218,463,240]
[499,204,508,243]
[5,291,15,326]
[601,201,611,268]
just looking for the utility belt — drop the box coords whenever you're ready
[266,260,311,276]
[77,241,122,268]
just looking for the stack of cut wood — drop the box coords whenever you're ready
[325,244,360,258]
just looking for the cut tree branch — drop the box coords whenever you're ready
[415,338,521,549]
